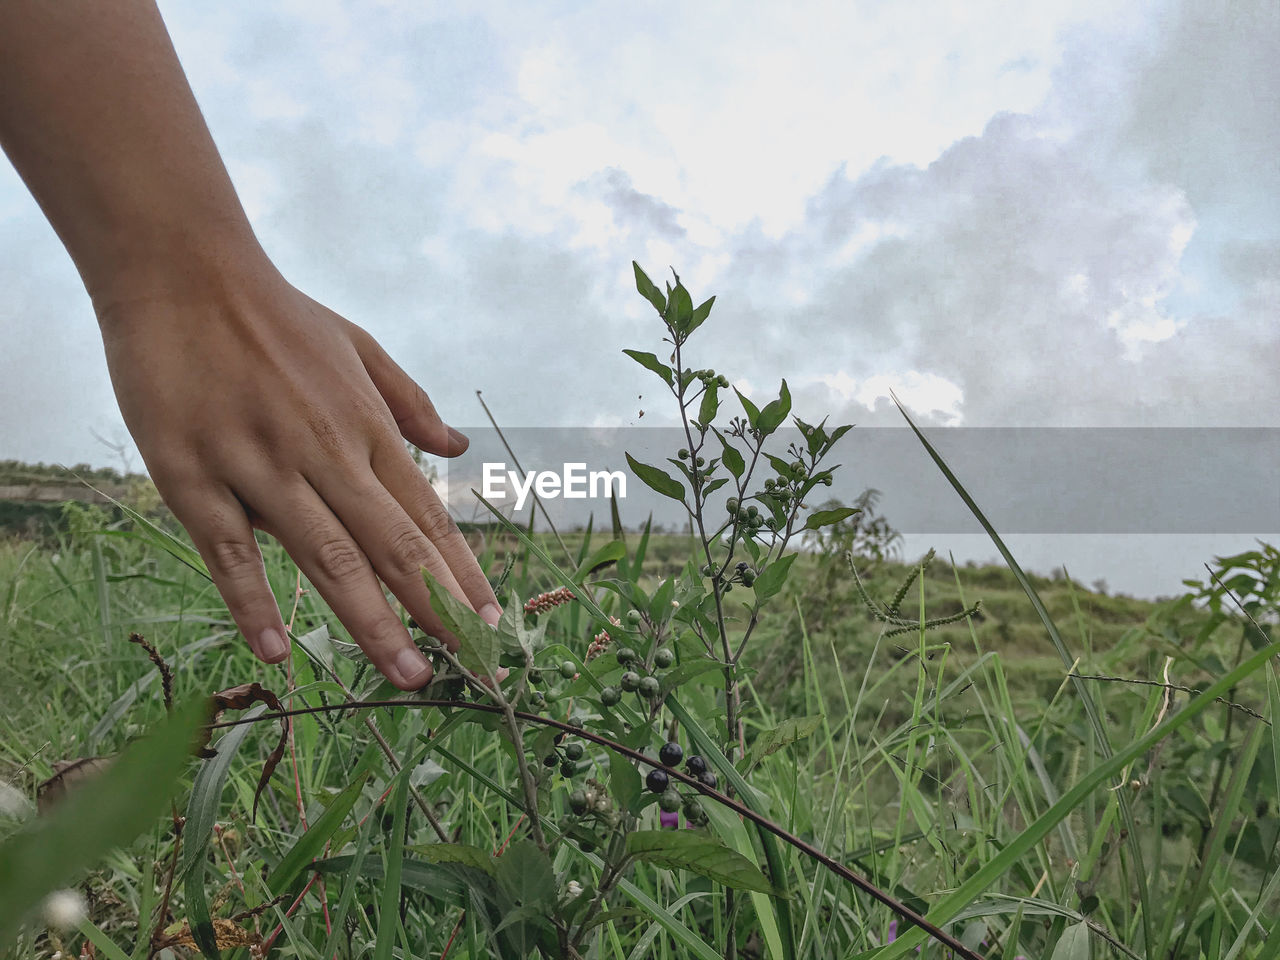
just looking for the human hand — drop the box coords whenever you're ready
[97,265,500,690]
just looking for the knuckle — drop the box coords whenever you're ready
[311,536,367,583]
[205,537,261,579]
[385,525,432,580]
[417,503,461,543]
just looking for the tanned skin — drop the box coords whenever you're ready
[0,1,501,689]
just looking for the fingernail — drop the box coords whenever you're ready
[447,426,469,454]
[480,603,502,626]
[394,646,433,687]
[258,628,289,662]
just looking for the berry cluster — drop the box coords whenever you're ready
[643,739,711,826]
[524,587,576,615]
[597,645,673,707]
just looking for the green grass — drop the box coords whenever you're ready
[1,511,1277,959]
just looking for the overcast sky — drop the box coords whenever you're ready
[1,0,1276,597]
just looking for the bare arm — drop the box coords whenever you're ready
[0,0,500,688]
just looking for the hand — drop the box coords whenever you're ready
[97,263,501,690]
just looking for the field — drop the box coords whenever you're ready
[2,494,1277,959]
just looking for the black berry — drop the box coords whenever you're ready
[560,761,576,778]
[568,790,588,814]
[543,755,558,768]
[659,741,683,767]
[646,769,669,793]
[736,561,749,572]
[686,755,707,775]
[564,742,583,761]
[698,770,718,789]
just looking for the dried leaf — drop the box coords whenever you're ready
[154,916,262,950]
[208,682,288,824]
[37,758,113,815]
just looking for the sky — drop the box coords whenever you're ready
[1,0,1277,598]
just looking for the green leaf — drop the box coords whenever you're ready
[714,430,745,479]
[408,842,496,875]
[494,839,557,910]
[686,295,716,337]
[374,772,410,960]
[625,452,686,504]
[666,281,694,332]
[633,261,666,314]
[267,771,370,894]
[610,750,643,813]
[734,388,760,429]
[746,715,824,770]
[572,540,626,582]
[756,380,792,436]
[312,855,468,902]
[658,659,723,699]
[698,382,720,425]
[0,697,205,944]
[802,507,861,532]
[424,568,501,678]
[1050,920,1091,960]
[622,349,674,387]
[626,831,780,895]
[752,553,798,604]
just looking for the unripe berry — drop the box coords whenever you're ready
[569,790,588,814]
[638,676,660,698]
[654,648,674,669]
[559,660,577,679]
[626,609,642,624]
[695,456,705,467]
[741,569,756,587]
[659,788,682,813]
[620,671,641,692]
[600,686,621,706]
[725,498,739,513]
[678,448,690,459]
[564,742,583,761]
[616,646,638,665]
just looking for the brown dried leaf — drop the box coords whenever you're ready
[208,681,288,824]
[154,916,262,950]
[37,757,113,815]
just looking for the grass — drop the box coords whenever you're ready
[1,506,1277,959]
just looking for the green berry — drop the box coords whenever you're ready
[717,375,729,388]
[682,797,703,821]
[764,479,775,490]
[620,671,642,692]
[678,448,690,459]
[527,668,543,685]
[559,660,577,679]
[659,789,682,813]
[654,648,674,669]
[530,691,546,708]
[564,742,583,761]
[599,686,621,706]
[626,609,642,624]
[741,569,756,587]
[568,790,588,814]
[701,563,715,577]
[560,760,576,777]
[746,504,758,518]
[725,498,739,513]
[695,456,705,467]
[616,646,638,665]
[638,676,660,698]
[790,460,805,474]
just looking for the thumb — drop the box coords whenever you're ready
[355,328,468,457]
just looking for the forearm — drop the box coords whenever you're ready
[0,0,264,314]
